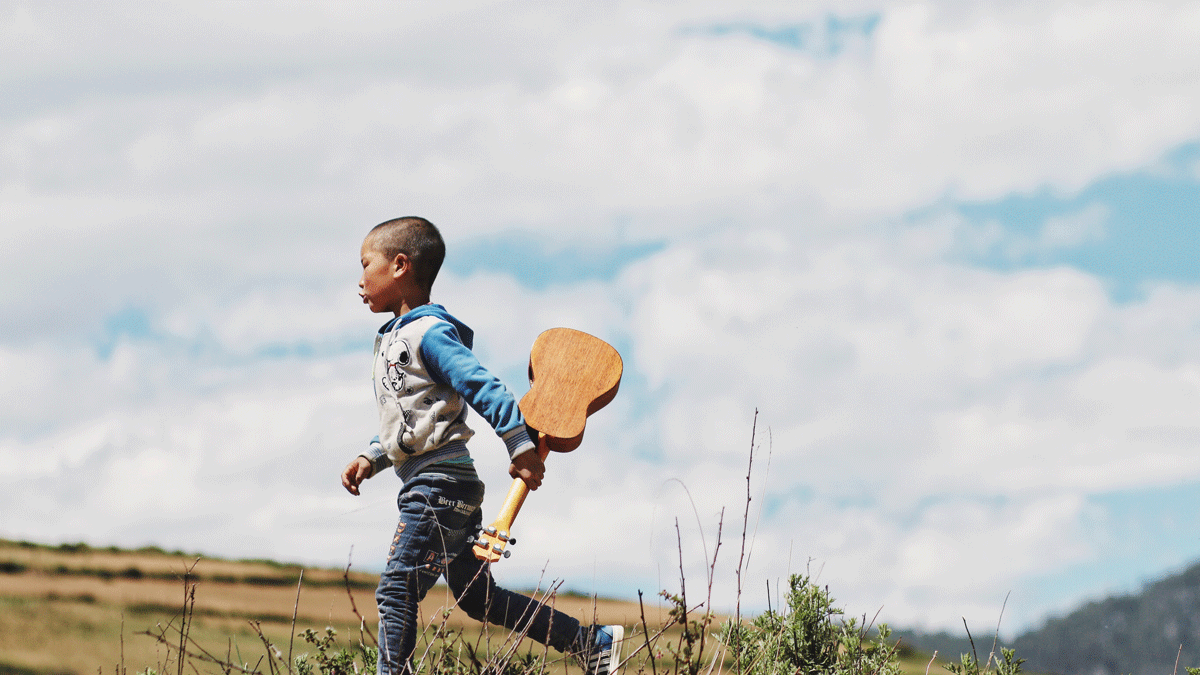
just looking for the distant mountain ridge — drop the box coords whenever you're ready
[1012,560,1200,675]
[899,560,1200,675]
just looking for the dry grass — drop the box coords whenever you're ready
[0,540,672,675]
[0,578,953,675]
[0,542,360,585]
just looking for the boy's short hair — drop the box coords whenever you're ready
[368,216,446,293]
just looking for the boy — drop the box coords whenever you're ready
[340,217,623,675]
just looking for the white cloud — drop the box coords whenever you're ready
[7,2,1200,234]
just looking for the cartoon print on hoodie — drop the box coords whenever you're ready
[381,335,417,454]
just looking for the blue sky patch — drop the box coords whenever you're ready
[947,141,1200,302]
[97,306,155,359]
[251,336,372,361]
[682,14,880,56]
[1022,480,1200,628]
[448,233,665,290]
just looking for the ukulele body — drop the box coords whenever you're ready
[470,328,622,562]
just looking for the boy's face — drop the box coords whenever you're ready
[359,236,406,315]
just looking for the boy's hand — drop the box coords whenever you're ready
[509,450,545,491]
[342,457,373,496]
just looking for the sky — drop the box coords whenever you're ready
[4,0,1200,639]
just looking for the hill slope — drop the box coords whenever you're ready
[898,560,1200,675]
[1012,561,1200,675]
[0,538,958,675]
[0,538,646,675]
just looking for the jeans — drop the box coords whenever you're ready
[376,471,583,675]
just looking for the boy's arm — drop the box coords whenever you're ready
[342,437,391,495]
[421,323,537,460]
[341,457,372,495]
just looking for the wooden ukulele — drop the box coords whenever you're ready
[470,328,622,562]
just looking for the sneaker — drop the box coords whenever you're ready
[580,624,624,675]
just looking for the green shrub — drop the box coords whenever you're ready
[294,627,376,675]
[717,574,900,675]
[945,647,1024,675]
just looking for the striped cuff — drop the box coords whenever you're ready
[502,426,536,459]
[360,437,392,476]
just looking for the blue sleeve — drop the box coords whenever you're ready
[422,322,536,458]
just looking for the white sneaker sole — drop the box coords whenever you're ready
[604,625,624,675]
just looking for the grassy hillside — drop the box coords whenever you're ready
[0,538,646,675]
[0,538,959,675]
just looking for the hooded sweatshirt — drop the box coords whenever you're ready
[360,304,535,482]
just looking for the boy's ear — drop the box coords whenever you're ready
[391,253,410,279]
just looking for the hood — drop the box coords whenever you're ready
[382,303,475,348]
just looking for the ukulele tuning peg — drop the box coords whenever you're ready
[502,550,512,559]
[484,526,498,535]
[508,537,516,546]
[465,535,475,545]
